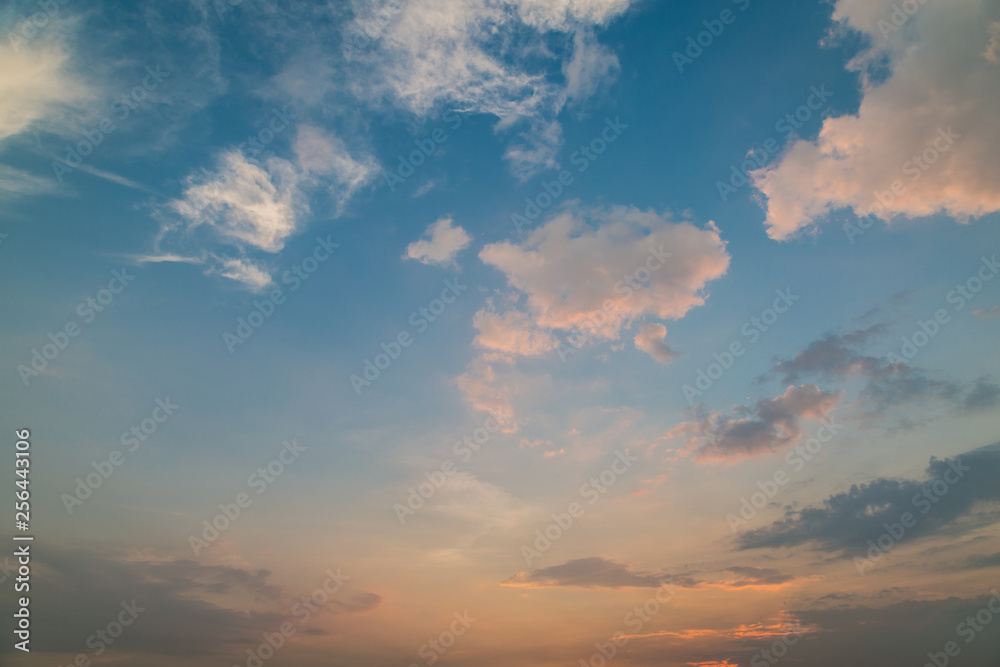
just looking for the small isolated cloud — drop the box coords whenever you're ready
[737,442,1000,553]
[751,0,1000,240]
[669,385,841,461]
[634,322,678,365]
[716,566,797,589]
[502,557,684,589]
[974,306,1000,321]
[479,205,729,345]
[403,216,471,266]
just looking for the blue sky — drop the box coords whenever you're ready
[2,0,1000,666]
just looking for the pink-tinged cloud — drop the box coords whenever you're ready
[472,304,559,356]
[634,322,678,365]
[669,385,841,461]
[752,0,1000,240]
[479,205,729,342]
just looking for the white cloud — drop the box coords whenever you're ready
[293,124,379,210]
[751,0,1000,240]
[634,322,677,365]
[403,216,471,266]
[472,304,559,357]
[344,0,634,177]
[170,150,306,253]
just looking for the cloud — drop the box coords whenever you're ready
[479,205,729,345]
[455,356,519,430]
[0,19,93,144]
[634,322,678,365]
[751,0,1000,240]
[403,216,471,266]
[717,566,797,589]
[502,557,688,589]
[974,306,1000,320]
[737,442,1000,552]
[0,164,57,199]
[669,385,841,461]
[293,124,379,210]
[170,150,307,254]
[472,304,559,357]
[0,544,379,660]
[343,0,634,177]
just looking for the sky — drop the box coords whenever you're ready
[1,0,1000,665]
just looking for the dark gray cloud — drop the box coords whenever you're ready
[502,557,696,589]
[677,384,840,460]
[0,543,380,661]
[736,443,1000,554]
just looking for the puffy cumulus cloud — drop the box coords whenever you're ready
[502,556,688,589]
[634,322,678,365]
[472,303,559,357]
[344,0,632,177]
[669,385,841,461]
[479,205,729,344]
[0,21,93,144]
[737,443,1000,553]
[751,0,1000,240]
[403,216,471,266]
